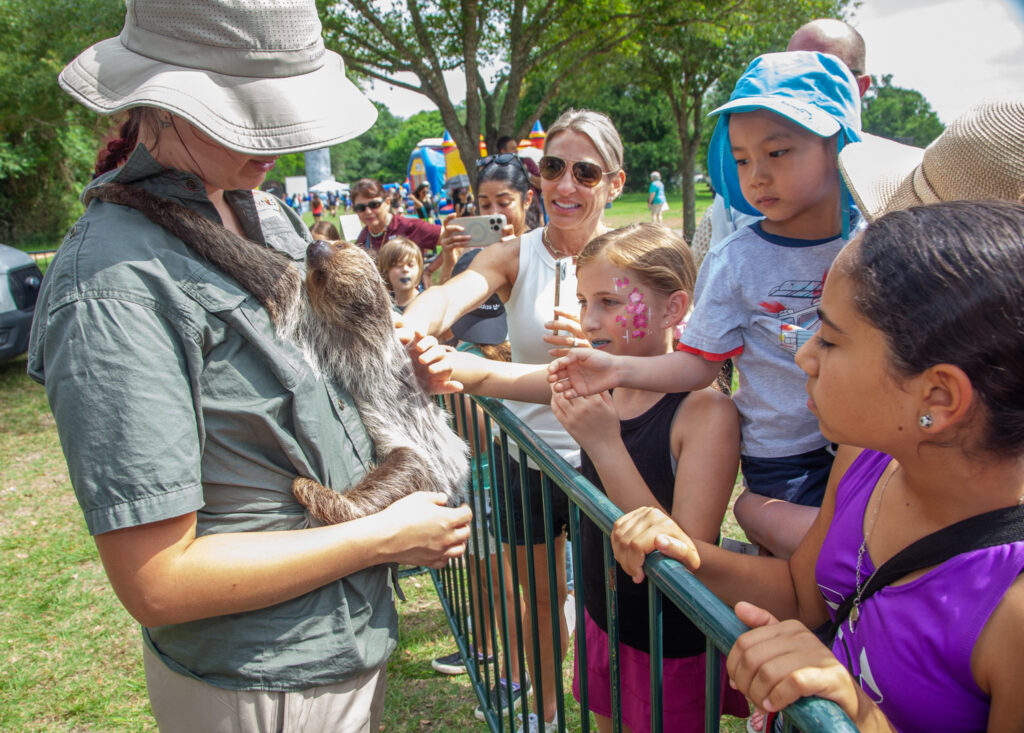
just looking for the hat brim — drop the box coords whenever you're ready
[60,38,378,155]
[838,134,924,222]
[711,96,842,138]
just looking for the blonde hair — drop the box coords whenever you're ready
[577,223,697,299]
[310,220,340,240]
[376,236,423,283]
[545,108,624,172]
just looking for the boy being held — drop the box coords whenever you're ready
[551,52,861,558]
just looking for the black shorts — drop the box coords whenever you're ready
[740,445,835,507]
[493,456,573,546]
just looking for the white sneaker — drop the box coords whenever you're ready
[563,594,577,638]
[516,712,559,733]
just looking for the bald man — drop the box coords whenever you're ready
[788,18,871,97]
[696,18,871,257]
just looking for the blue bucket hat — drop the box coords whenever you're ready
[707,51,862,236]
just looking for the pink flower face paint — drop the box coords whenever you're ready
[612,276,650,341]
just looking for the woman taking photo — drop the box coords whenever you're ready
[402,108,626,733]
[28,1,471,730]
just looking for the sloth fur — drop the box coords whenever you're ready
[86,183,469,524]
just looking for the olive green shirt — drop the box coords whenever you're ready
[27,146,397,690]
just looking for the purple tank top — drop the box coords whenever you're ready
[816,449,1024,732]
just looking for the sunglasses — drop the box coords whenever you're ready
[353,199,386,213]
[476,153,529,176]
[538,155,615,188]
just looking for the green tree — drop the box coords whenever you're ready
[0,0,124,244]
[318,0,637,189]
[862,74,945,148]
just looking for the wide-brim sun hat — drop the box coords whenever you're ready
[59,0,378,155]
[839,94,1024,221]
[707,51,862,219]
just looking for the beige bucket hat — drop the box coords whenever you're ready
[59,0,377,155]
[839,94,1024,221]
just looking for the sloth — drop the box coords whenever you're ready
[86,183,469,524]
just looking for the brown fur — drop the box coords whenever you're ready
[87,183,469,524]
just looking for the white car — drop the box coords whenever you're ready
[0,244,43,361]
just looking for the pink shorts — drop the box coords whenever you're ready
[572,609,748,733]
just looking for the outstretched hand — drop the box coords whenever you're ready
[727,602,866,724]
[403,331,464,394]
[611,506,700,583]
[547,348,621,398]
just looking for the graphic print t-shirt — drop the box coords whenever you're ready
[681,222,849,457]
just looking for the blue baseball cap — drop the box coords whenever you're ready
[707,51,862,220]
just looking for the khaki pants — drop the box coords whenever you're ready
[143,644,387,732]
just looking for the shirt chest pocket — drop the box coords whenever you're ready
[179,264,309,392]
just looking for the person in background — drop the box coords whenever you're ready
[648,171,668,224]
[310,220,340,241]
[412,182,436,222]
[352,177,441,256]
[310,192,324,222]
[376,236,424,313]
[498,134,545,225]
[28,1,472,730]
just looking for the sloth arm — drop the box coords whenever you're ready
[93,496,472,628]
[400,237,520,337]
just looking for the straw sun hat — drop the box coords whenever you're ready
[59,0,378,155]
[839,95,1024,221]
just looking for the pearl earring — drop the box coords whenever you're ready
[919,414,934,429]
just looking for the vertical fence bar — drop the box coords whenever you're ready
[517,444,545,727]
[648,583,664,733]
[705,638,721,733]
[568,504,590,733]
[602,536,622,733]
[539,472,567,731]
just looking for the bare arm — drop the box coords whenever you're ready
[94,492,472,628]
[613,446,862,625]
[549,348,724,398]
[442,349,552,403]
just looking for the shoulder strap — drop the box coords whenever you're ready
[826,504,1024,646]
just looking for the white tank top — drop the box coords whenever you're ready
[504,227,581,467]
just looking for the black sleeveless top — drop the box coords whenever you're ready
[579,391,706,658]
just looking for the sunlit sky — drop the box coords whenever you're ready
[364,0,1024,125]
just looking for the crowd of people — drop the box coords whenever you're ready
[26,1,1024,732]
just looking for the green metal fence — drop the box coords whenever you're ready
[428,393,860,733]
[432,391,856,733]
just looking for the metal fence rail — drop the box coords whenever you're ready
[431,391,857,733]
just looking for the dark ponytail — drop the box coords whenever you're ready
[93,108,151,178]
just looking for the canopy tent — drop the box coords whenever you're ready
[308,178,348,194]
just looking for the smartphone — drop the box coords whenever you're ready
[458,214,507,247]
